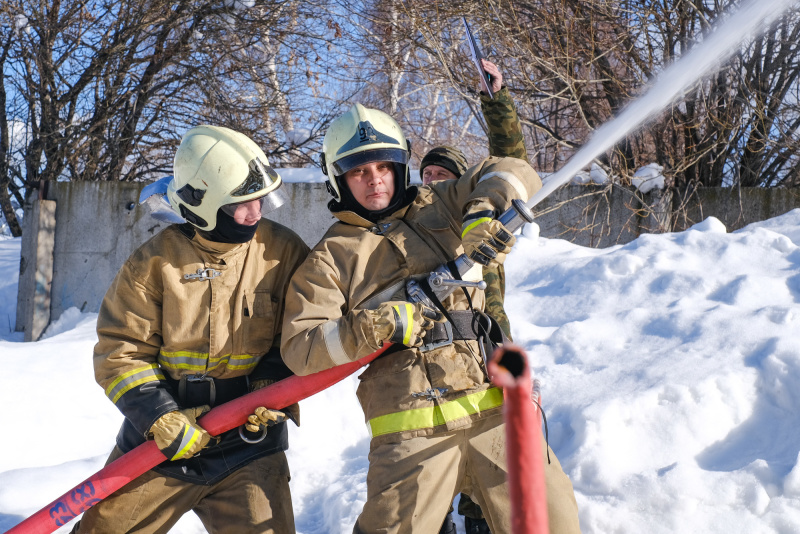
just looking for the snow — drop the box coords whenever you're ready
[4,207,800,533]
[13,15,29,35]
[285,129,311,146]
[632,163,666,193]
[570,162,610,186]
[567,162,667,191]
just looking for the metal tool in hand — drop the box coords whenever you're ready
[406,255,486,352]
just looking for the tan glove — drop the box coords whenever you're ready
[250,378,300,426]
[245,407,287,433]
[149,406,211,461]
[368,300,444,348]
[462,201,516,268]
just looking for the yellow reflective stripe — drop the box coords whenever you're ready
[158,351,259,372]
[367,387,504,438]
[227,354,260,371]
[172,425,201,461]
[393,304,414,345]
[226,361,259,371]
[158,350,208,372]
[105,364,165,404]
[461,217,492,238]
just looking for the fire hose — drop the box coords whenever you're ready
[7,346,390,534]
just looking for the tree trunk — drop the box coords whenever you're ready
[0,185,21,236]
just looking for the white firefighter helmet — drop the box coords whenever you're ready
[321,103,410,202]
[168,125,284,231]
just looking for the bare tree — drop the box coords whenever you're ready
[0,0,342,236]
[4,0,800,238]
[177,1,349,168]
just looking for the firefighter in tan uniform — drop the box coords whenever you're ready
[425,59,528,534]
[73,126,308,533]
[281,105,580,533]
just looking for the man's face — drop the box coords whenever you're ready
[422,164,458,186]
[344,161,396,211]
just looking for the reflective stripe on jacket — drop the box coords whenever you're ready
[94,220,309,438]
[281,156,541,444]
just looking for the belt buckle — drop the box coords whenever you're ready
[421,321,453,353]
[179,373,217,407]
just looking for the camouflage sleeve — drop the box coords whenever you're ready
[483,264,512,341]
[481,86,528,162]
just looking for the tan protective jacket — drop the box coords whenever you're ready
[281,157,541,445]
[95,220,309,438]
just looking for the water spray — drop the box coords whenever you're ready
[413,0,799,316]
[499,0,798,232]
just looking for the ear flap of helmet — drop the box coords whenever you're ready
[175,183,206,207]
[178,204,208,228]
[320,153,328,176]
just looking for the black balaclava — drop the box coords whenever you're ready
[201,208,259,244]
[330,162,417,223]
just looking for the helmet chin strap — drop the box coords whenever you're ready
[202,208,259,243]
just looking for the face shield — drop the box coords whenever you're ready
[221,158,289,217]
[230,158,281,198]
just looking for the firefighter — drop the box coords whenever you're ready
[423,58,525,534]
[73,125,308,533]
[281,105,581,533]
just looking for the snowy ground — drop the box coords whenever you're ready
[3,210,800,533]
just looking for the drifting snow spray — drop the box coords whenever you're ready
[514,0,798,219]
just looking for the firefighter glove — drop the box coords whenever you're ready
[369,301,444,348]
[250,379,300,426]
[246,407,287,433]
[150,406,212,461]
[462,202,516,267]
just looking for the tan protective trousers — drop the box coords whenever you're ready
[72,447,295,534]
[353,413,581,534]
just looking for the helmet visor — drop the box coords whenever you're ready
[331,148,409,177]
[230,158,281,197]
[221,196,266,217]
[220,184,290,218]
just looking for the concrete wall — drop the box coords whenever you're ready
[16,180,800,338]
[15,199,56,341]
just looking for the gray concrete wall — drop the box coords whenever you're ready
[534,185,800,247]
[15,199,56,341]
[16,180,800,338]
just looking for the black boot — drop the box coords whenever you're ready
[439,512,457,534]
[464,516,491,534]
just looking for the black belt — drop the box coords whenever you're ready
[166,374,250,408]
[426,310,488,344]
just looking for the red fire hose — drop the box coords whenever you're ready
[7,347,389,534]
[487,344,549,534]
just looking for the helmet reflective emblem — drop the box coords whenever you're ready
[338,120,399,155]
[359,122,379,143]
